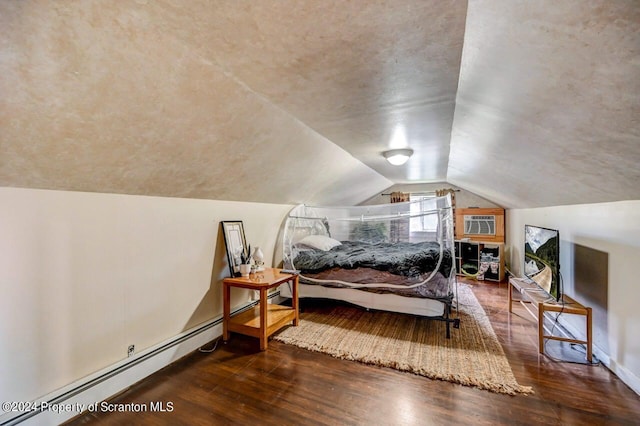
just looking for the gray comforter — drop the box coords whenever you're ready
[292,241,453,278]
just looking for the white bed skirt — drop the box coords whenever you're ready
[279,281,445,317]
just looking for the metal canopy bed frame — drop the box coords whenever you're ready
[280,194,459,337]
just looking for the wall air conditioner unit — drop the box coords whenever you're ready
[463,215,496,236]
[455,208,505,242]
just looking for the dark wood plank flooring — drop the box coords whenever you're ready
[66,278,640,425]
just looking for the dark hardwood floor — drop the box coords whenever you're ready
[66,278,640,425]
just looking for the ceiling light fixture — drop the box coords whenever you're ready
[383,148,413,166]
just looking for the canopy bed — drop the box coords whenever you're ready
[279,194,459,337]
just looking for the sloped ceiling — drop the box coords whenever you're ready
[449,0,640,208]
[1,0,638,208]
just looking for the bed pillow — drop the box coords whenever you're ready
[296,235,342,251]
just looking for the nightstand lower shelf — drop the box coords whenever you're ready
[227,304,297,340]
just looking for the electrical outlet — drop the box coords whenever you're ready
[128,345,135,357]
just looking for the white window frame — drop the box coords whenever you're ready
[409,194,438,234]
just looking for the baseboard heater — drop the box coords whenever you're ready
[2,292,281,426]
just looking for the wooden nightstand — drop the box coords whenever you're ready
[223,268,298,350]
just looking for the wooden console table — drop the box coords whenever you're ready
[508,277,592,362]
[223,268,298,350]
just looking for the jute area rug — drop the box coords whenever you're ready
[273,284,532,395]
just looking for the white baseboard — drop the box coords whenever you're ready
[1,298,267,426]
[608,360,640,395]
[558,316,639,396]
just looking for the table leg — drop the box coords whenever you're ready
[586,307,593,363]
[292,275,299,326]
[259,288,268,350]
[223,282,230,342]
[538,302,545,355]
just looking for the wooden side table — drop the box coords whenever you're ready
[223,268,298,350]
[538,297,592,363]
[509,277,592,362]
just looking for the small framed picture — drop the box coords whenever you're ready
[221,221,247,277]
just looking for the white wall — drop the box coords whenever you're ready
[0,187,292,405]
[507,200,640,394]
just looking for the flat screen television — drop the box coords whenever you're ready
[524,225,560,301]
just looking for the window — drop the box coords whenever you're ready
[410,195,437,233]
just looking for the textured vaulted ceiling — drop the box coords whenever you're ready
[449,0,640,208]
[1,0,638,208]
